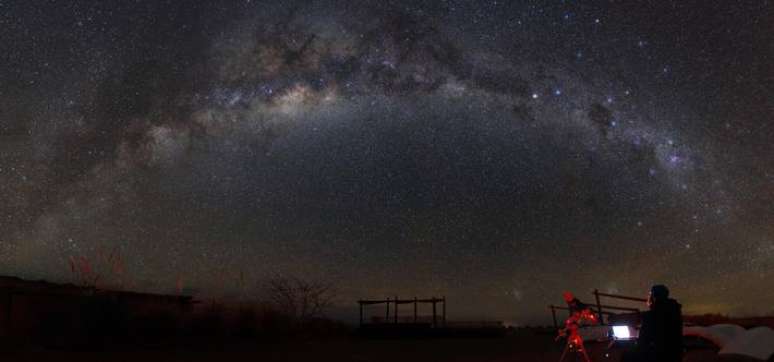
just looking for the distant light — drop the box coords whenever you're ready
[554,89,562,96]
[532,93,539,99]
[612,325,631,339]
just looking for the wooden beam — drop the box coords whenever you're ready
[442,296,446,326]
[385,297,390,321]
[432,298,437,327]
[549,305,618,316]
[413,297,417,323]
[358,298,445,304]
[594,291,647,302]
[394,296,398,324]
[596,304,641,312]
[6,293,12,336]
[594,289,604,324]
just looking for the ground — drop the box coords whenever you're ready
[2,331,749,362]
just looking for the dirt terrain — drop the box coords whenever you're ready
[1,331,743,362]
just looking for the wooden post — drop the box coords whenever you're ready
[550,305,558,330]
[442,296,446,326]
[432,297,437,327]
[359,301,363,327]
[594,289,604,324]
[413,297,418,323]
[385,298,390,323]
[394,296,398,324]
[6,293,12,337]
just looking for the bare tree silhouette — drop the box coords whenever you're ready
[265,276,336,321]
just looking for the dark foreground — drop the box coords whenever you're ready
[0,331,742,362]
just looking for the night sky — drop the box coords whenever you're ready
[1,1,773,325]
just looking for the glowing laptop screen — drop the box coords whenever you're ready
[612,325,631,339]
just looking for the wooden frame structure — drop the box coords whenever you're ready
[358,296,446,327]
[548,289,646,329]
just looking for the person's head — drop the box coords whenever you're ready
[647,284,669,308]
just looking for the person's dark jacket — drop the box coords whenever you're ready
[637,298,683,361]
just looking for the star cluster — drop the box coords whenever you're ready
[1,0,772,323]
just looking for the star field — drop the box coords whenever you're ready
[0,0,772,324]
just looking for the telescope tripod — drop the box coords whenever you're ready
[558,333,592,362]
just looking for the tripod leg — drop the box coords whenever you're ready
[559,341,570,362]
[578,344,591,362]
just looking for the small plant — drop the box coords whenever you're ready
[68,246,126,289]
[69,255,99,287]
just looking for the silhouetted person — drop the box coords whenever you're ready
[623,285,683,362]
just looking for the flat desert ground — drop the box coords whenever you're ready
[0,332,743,362]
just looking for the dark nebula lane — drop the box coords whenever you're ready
[1,0,772,324]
